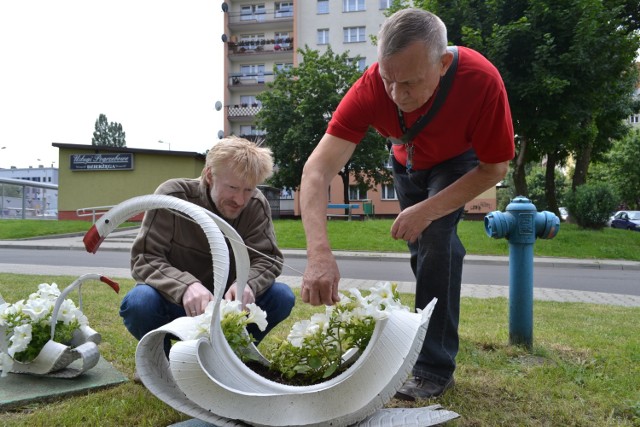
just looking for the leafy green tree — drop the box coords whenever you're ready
[525,164,569,212]
[589,129,640,209]
[406,0,639,213]
[92,113,127,147]
[256,46,391,203]
[564,182,617,229]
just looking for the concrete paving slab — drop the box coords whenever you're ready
[170,420,239,427]
[0,357,128,411]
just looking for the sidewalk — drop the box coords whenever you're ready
[1,228,639,307]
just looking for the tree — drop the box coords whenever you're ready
[409,0,639,214]
[92,114,127,147]
[256,46,391,203]
[590,129,640,209]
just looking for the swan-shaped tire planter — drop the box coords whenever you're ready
[1,273,120,378]
[83,195,459,426]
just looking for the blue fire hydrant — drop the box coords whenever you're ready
[484,196,560,349]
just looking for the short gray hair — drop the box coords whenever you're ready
[378,8,448,64]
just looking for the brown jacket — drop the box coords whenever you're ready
[130,178,283,305]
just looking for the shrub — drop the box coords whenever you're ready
[564,183,617,229]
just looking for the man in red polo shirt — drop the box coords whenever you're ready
[300,8,514,399]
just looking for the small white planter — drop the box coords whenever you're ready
[1,274,119,378]
[85,195,459,426]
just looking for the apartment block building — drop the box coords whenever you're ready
[221,0,295,139]
[220,1,498,218]
[220,0,389,138]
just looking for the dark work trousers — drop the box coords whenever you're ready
[392,148,479,384]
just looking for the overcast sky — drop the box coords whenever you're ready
[0,0,224,169]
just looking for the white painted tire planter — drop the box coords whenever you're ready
[1,273,120,378]
[84,195,459,427]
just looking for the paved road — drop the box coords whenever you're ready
[0,229,639,307]
[1,248,638,297]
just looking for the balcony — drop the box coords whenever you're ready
[226,104,263,122]
[228,72,276,92]
[227,38,294,62]
[228,9,293,32]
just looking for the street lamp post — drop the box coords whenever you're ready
[158,140,171,151]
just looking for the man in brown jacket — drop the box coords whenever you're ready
[119,137,295,348]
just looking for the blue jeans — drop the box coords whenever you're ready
[119,282,295,352]
[392,149,478,384]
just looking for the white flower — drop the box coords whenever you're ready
[2,300,25,320]
[8,323,32,357]
[287,319,312,348]
[246,303,267,332]
[310,311,330,334]
[36,283,61,300]
[56,299,78,325]
[22,298,53,323]
[72,307,89,327]
[220,299,243,317]
[0,302,9,325]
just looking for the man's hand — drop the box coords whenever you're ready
[301,251,341,306]
[182,282,214,316]
[225,282,255,309]
[390,203,434,243]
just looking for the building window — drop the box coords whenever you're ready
[343,0,365,12]
[317,0,329,14]
[349,185,367,201]
[379,0,392,9]
[383,156,393,169]
[239,33,265,50]
[629,114,639,124]
[240,64,266,83]
[381,184,397,200]
[275,62,293,72]
[348,57,366,72]
[274,31,291,50]
[317,28,330,45]
[275,2,293,18]
[344,26,365,43]
[240,4,266,21]
[240,125,266,136]
[240,95,261,106]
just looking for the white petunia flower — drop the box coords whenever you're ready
[56,299,78,325]
[8,323,32,357]
[0,303,9,325]
[287,320,312,347]
[22,298,53,323]
[36,282,61,300]
[246,303,268,332]
[220,300,243,318]
[310,312,330,334]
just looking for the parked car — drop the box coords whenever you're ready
[609,210,640,231]
[558,207,569,221]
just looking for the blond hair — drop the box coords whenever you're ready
[201,136,273,187]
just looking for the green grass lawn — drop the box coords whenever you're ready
[0,275,638,426]
[0,219,139,240]
[2,218,639,261]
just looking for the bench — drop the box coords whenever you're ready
[327,203,360,221]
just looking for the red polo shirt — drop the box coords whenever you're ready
[327,46,515,170]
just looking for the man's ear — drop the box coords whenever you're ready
[204,167,213,186]
[439,50,455,77]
